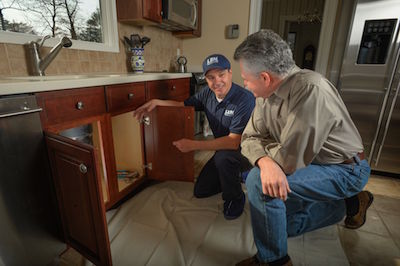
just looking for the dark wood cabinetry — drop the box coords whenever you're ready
[105,82,146,114]
[116,0,201,38]
[37,86,106,128]
[45,132,112,266]
[116,0,162,24]
[37,77,193,266]
[147,78,190,101]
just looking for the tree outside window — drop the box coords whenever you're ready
[0,0,103,43]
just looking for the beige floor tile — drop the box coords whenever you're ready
[304,225,348,259]
[380,212,400,250]
[339,226,400,266]
[365,175,400,199]
[338,209,390,237]
[373,195,400,215]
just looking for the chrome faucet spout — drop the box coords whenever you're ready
[26,36,72,76]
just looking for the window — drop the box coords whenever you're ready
[0,0,119,52]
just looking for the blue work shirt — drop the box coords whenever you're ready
[184,83,255,138]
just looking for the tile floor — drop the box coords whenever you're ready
[339,174,400,266]
[194,151,400,266]
[60,150,400,265]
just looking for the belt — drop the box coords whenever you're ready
[342,151,365,164]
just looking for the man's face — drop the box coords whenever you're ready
[205,68,233,99]
[239,61,275,99]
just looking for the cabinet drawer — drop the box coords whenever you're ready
[36,86,106,127]
[105,82,146,113]
[147,78,190,101]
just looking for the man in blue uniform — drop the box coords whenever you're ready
[133,54,255,219]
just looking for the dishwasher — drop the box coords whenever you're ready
[0,94,64,265]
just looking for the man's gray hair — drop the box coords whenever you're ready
[234,29,295,76]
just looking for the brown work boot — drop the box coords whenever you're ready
[236,255,292,266]
[345,191,374,229]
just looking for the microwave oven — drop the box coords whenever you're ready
[161,0,198,31]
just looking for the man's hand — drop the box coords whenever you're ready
[257,156,291,201]
[132,99,159,120]
[173,138,196,152]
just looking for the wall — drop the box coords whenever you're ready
[0,23,182,77]
[182,0,251,85]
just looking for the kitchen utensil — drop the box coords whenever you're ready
[140,36,151,48]
[130,34,141,48]
[124,36,132,48]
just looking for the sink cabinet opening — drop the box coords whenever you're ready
[110,111,145,193]
[59,121,110,203]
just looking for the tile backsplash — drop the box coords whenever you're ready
[0,23,183,77]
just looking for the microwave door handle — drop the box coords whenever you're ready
[190,1,197,27]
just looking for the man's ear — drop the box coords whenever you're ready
[260,72,271,86]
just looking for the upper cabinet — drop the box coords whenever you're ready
[116,0,162,24]
[116,0,201,38]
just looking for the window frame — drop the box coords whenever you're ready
[0,0,119,53]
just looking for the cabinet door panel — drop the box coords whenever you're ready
[143,0,162,23]
[106,82,146,114]
[144,106,194,181]
[37,87,106,128]
[146,78,190,101]
[45,132,112,266]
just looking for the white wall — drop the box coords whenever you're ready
[182,0,251,85]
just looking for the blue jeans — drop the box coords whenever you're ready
[245,156,370,262]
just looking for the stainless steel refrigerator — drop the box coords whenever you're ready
[338,0,400,175]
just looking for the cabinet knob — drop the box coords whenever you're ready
[142,116,150,126]
[76,101,84,110]
[171,85,176,91]
[79,163,88,174]
[128,93,134,100]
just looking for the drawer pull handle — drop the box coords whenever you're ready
[79,163,88,174]
[128,93,134,99]
[76,101,84,110]
[171,85,176,91]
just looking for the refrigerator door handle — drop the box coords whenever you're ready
[369,45,400,164]
[374,74,400,166]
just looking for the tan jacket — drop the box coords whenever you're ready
[241,66,364,174]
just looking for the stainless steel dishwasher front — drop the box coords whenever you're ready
[0,94,65,265]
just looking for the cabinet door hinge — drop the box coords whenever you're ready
[143,163,152,170]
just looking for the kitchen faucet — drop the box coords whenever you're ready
[26,35,73,76]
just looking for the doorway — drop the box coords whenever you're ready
[284,20,322,70]
[249,0,338,76]
[260,0,324,70]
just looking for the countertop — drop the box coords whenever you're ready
[0,72,192,96]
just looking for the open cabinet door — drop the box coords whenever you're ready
[144,106,194,181]
[45,132,112,266]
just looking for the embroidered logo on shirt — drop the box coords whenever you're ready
[207,56,218,65]
[224,109,234,117]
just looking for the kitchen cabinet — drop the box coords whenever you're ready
[116,0,201,37]
[36,78,193,265]
[116,0,162,24]
[147,78,190,101]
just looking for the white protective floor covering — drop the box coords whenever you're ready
[104,181,349,266]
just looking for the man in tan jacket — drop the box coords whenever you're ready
[233,29,373,266]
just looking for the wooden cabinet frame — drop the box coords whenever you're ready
[37,78,193,265]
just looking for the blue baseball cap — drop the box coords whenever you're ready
[202,54,231,75]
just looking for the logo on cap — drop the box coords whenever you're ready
[207,56,219,66]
